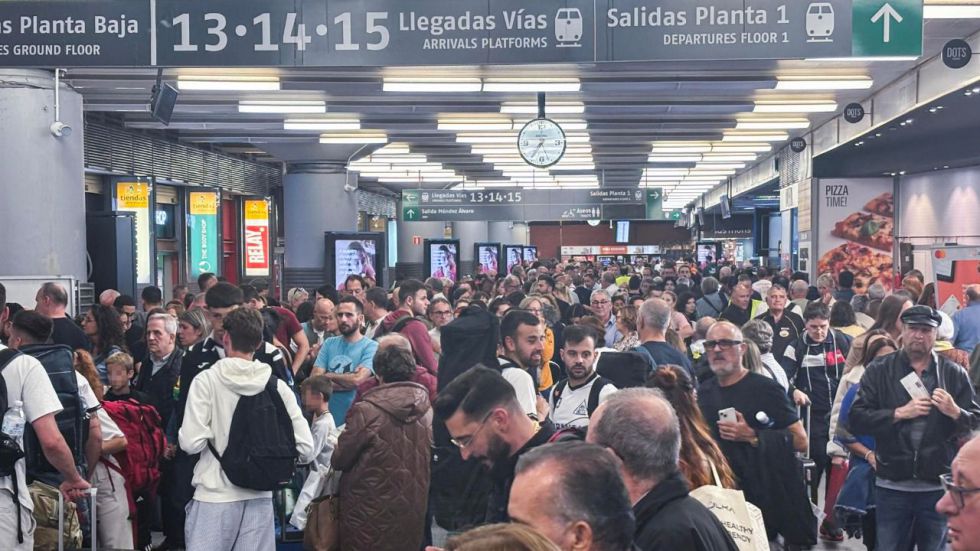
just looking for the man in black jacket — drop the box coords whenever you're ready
[851,305,980,551]
[434,366,554,524]
[588,388,738,551]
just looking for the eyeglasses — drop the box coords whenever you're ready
[591,300,611,306]
[431,310,453,317]
[940,473,980,511]
[704,339,743,350]
[450,410,495,449]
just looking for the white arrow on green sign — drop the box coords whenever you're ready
[853,0,922,56]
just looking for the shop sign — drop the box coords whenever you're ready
[187,191,218,277]
[243,199,270,277]
[114,181,152,284]
[843,102,866,124]
[701,214,753,239]
[0,0,921,67]
[942,39,972,69]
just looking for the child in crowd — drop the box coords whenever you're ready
[103,352,152,404]
[290,375,340,530]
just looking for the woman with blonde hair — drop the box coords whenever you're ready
[614,305,640,351]
[646,365,738,489]
[445,523,561,551]
[661,290,695,340]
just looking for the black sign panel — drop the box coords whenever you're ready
[0,1,151,66]
[701,214,752,239]
[401,187,658,222]
[942,39,972,69]
[0,0,922,67]
[790,137,807,153]
[843,102,866,124]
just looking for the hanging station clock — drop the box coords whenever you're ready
[517,118,566,168]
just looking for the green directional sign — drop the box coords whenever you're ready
[645,189,666,221]
[402,207,421,221]
[853,0,923,57]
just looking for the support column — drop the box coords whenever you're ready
[0,70,85,279]
[283,165,357,289]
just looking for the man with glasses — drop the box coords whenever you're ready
[850,305,980,551]
[590,290,622,348]
[434,366,555,523]
[427,297,453,357]
[937,433,980,551]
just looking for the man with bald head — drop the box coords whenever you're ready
[99,289,120,308]
[354,333,436,403]
[588,388,738,550]
[637,298,692,377]
[719,282,763,327]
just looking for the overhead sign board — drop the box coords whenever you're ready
[0,0,922,67]
[401,188,668,222]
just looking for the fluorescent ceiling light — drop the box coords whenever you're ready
[651,146,711,154]
[378,176,462,183]
[178,76,280,91]
[775,77,873,90]
[722,132,788,142]
[283,118,361,131]
[709,144,773,153]
[735,119,811,130]
[383,77,482,92]
[239,100,326,114]
[483,78,580,92]
[753,101,838,113]
[549,163,596,170]
[804,56,919,62]
[924,5,980,19]
[701,154,757,162]
[320,132,388,144]
[501,102,585,114]
[457,133,589,144]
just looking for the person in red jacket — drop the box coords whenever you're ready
[375,279,437,374]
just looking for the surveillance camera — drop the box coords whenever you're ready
[343,183,356,192]
[50,121,72,138]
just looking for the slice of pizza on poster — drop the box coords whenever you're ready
[816,179,895,292]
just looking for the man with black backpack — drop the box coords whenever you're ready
[0,284,91,550]
[548,325,617,430]
[179,307,313,549]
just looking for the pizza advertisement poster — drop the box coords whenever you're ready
[815,178,895,292]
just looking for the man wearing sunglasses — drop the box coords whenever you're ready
[937,433,980,551]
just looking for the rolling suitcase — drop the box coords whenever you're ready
[58,488,97,551]
[798,405,819,502]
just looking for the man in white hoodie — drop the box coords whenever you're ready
[179,307,314,550]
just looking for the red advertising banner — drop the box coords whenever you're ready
[931,247,980,315]
[243,199,270,277]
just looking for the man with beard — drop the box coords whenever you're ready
[434,366,555,523]
[548,325,617,429]
[313,295,379,426]
[497,310,546,420]
[851,306,980,551]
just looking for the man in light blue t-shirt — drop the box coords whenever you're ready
[314,295,378,426]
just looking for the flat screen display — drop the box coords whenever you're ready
[720,194,732,219]
[324,232,385,290]
[425,240,460,281]
[523,246,538,263]
[475,243,501,275]
[504,245,524,274]
[615,221,630,243]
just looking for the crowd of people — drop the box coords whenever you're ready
[0,257,978,551]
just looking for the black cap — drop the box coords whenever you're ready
[900,305,942,328]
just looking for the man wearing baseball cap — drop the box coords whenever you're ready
[850,305,980,551]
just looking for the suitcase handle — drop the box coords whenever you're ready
[58,488,98,551]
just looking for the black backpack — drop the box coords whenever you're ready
[208,374,297,491]
[20,344,87,484]
[0,348,27,544]
[550,376,612,418]
[596,351,653,389]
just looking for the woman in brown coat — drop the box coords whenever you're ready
[331,343,434,551]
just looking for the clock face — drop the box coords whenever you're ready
[517,118,566,168]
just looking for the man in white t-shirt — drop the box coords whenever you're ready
[496,310,544,419]
[0,284,90,550]
[548,325,617,429]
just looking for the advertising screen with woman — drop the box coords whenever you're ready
[505,245,524,275]
[523,246,538,263]
[425,239,460,281]
[475,243,501,275]
[335,239,378,287]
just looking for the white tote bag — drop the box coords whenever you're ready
[689,461,769,551]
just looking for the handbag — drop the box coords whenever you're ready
[303,468,342,551]
[690,461,769,551]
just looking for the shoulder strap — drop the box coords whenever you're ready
[0,349,20,373]
[391,314,421,334]
[551,379,568,408]
[586,378,609,417]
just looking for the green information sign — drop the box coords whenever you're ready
[852,0,923,57]
[645,189,665,221]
